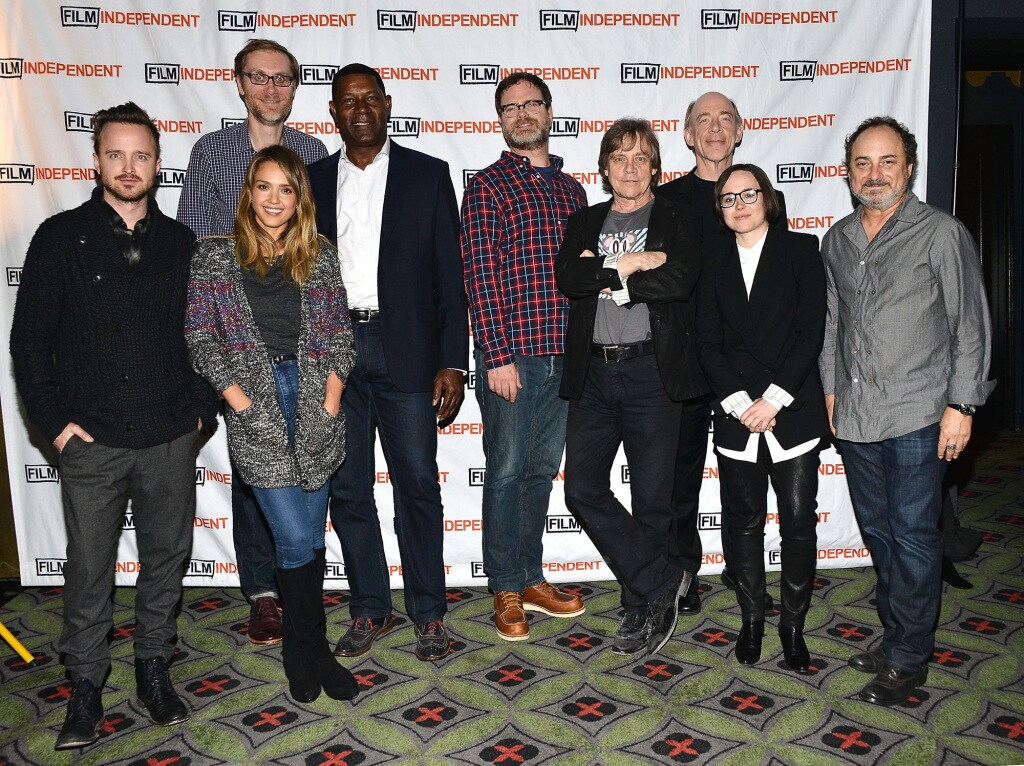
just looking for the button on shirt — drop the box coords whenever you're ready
[335,139,389,310]
[820,192,994,443]
[717,229,819,463]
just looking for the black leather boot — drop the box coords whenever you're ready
[736,621,764,665]
[309,548,359,700]
[778,625,812,673]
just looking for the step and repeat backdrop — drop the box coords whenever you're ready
[1,1,931,586]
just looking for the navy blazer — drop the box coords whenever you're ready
[696,227,830,451]
[556,196,710,402]
[307,142,468,392]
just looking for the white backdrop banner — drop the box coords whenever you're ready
[1,0,931,586]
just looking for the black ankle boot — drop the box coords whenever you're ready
[778,625,813,674]
[736,621,764,665]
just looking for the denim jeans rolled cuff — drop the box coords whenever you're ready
[476,350,567,593]
[249,358,330,570]
[840,422,945,672]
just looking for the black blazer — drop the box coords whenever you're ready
[556,196,710,402]
[307,141,468,393]
[696,226,829,451]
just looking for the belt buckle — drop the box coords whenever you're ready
[602,345,617,362]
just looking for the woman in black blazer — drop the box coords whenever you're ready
[696,164,829,673]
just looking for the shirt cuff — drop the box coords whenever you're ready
[721,390,754,419]
[762,384,794,411]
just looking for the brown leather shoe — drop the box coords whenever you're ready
[493,591,529,641]
[523,581,586,618]
[247,596,283,646]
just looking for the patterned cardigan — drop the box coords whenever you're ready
[185,237,355,490]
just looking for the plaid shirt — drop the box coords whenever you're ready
[461,151,587,369]
[176,122,327,237]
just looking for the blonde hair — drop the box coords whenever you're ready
[234,145,320,285]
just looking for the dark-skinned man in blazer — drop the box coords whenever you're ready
[307,63,468,663]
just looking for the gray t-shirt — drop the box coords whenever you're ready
[241,260,301,358]
[592,200,653,345]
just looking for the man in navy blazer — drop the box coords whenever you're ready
[307,64,468,662]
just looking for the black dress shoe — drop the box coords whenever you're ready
[735,621,764,665]
[778,626,813,674]
[647,571,692,655]
[136,657,190,726]
[859,664,927,706]
[848,644,885,674]
[678,578,701,614]
[720,570,774,612]
[55,678,103,750]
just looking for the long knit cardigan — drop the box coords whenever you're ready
[185,236,355,490]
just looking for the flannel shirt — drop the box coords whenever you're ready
[176,121,327,237]
[461,151,587,370]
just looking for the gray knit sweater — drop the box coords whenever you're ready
[185,237,354,490]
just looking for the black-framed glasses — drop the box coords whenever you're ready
[718,188,762,208]
[498,99,548,116]
[240,71,295,87]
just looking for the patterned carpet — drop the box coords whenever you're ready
[2,433,1023,766]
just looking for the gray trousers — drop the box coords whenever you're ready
[57,429,201,685]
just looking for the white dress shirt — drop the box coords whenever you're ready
[716,229,819,463]
[335,139,390,309]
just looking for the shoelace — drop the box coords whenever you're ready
[418,620,445,637]
[251,598,278,621]
[351,617,380,632]
[139,660,175,704]
[496,592,522,613]
[67,680,98,717]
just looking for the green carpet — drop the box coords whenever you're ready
[2,433,1023,765]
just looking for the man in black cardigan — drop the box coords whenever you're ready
[10,102,217,750]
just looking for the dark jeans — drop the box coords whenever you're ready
[840,422,946,672]
[231,473,277,600]
[328,321,446,624]
[717,447,819,625]
[669,396,713,573]
[250,358,329,570]
[58,428,201,685]
[564,353,683,611]
[476,351,568,594]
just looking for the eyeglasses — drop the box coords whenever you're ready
[718,188,762,208]
[240,71,295,87]
[498,99,548,116]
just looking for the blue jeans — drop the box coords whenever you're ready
[840,422,945,672]
[250,358,329,570]
[328,321,446,623]
[476,351,568,593]
[231,471,278,600]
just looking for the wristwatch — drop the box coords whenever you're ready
[948,403,977,416]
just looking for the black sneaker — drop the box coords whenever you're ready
[647,571,693,655]
[414,620,452,661]
[333,614,398,657]
[135,657,190,726]
[612,611,652,655]
[55,678,103,750]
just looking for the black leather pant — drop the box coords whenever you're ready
[717,448,819,626]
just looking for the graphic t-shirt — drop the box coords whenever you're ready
[592,199,653,345]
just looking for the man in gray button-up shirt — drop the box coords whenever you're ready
[820,116,994,707]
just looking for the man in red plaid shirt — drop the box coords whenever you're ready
[461,73,588,641]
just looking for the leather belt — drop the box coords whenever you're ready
[349,308,380,323]
[591,340,655,363]
[270,353,297,364]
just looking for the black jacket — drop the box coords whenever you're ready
[11,188,217,448]
[556,196,709,402]
[696,227,829,450]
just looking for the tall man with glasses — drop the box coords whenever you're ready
[821,116,993,705]
[657,91,784,614]
[308,63,468,661]
[177,38,328,647]
[462,73,588,642]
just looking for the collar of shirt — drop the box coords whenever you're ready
[843,191,920,248]
[735,228,768,297]
[499,149,564,174]
[335,139,391,310]
[97,188,151,264]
